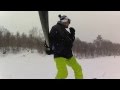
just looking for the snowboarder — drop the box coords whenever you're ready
[45,15,83,79]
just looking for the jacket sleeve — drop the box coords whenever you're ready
[69,33,75,42]
[49,26,63,49]
[49,27,61,43]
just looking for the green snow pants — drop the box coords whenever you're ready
[54,56,83,79]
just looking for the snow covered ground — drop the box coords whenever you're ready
[0,50,120,79]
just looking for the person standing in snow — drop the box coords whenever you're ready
[45,15,83,79]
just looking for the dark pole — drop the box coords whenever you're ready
[38,11,49,47]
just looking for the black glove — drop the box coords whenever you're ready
[45,47,53,55]
[44,41,54,55]
[69,27,75,41]
[69,27,75,36]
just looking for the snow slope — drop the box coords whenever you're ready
[0,51,120,79]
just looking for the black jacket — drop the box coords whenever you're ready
[49,22,75,59]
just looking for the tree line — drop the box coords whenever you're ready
[0,26,120,59]
[0,26,45,54]
[73,35,120,58]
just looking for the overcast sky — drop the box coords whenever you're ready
[0,11,120,43]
